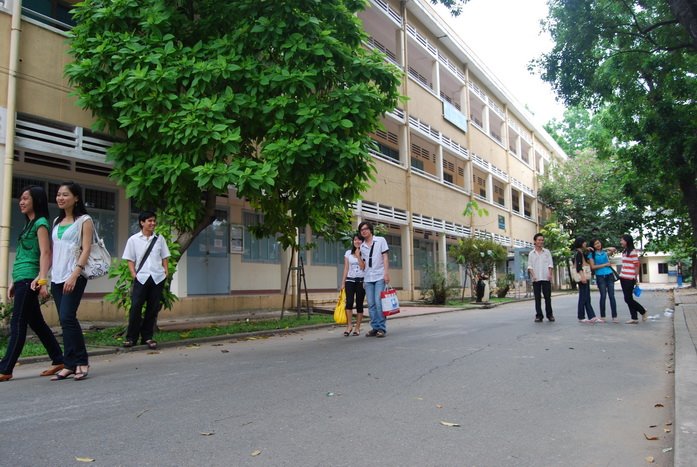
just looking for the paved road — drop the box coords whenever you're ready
[1,292,675,466]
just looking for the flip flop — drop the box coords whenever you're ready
[145,340,158,350]
[51,369,75,381]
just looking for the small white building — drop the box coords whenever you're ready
[639,252,678,284]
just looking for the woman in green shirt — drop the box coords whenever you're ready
[0,186,64,382]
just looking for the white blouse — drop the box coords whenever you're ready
[51,215,90,283]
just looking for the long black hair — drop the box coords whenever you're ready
[572,236,586,250]
[622,234,635,256]
[350,233,362,254]
[18,185,50,240]
[55,181,89,225]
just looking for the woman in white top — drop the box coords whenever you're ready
[340,234,365,336]
[50,182,93,381]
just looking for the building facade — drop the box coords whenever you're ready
[0,0,567,324]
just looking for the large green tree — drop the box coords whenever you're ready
[537,148,642,245]
[535,0,697,282]
[66,0,400,254]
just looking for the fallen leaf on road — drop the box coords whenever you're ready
[662,447,673,453]
[136,409,150,419]
[221,350,230,353]
[186,344,200,348]
[75,457,95,463]
[643,433,659,440]
[665,421,673,426]
[664,428,671,433]
[251,450,262,456]
[200,432,215,436]
[649,425,657,428]
[654,403,664,408]
[415,397,424,400]
[645,456,655,463]
[147,351,160,355]
[436,404,443,409]
[440,421,460,427]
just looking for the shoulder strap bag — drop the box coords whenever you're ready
[136,235,159,274]
[74,215,112,279]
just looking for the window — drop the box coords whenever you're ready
[443,173,453,184]
[23,0,76,30]
[385,234,402,269]
[312,236,344,266]
[658,263,669,274]
[11,176,117,254]
[411,158,424,171]
[242,212,281,263]
[642,263,648,274]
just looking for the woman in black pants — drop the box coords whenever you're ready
[340,234,366,336]
[618,234,647,324]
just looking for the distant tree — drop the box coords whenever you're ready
[449,237,507,298]
[537,150,642,244]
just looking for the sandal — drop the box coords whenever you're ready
[51,369,75,381]
[122,340,134,348]
[74,365,89,381]
[145,340,158,350]
[352,329,360,336]
[40,364,65,377]
[343,327,353,337]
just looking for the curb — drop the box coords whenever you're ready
[673,300,697,466]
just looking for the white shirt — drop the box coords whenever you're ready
[51,215,90,283]
[344,249,365,279]
[360,236,389,282]
[122,232,171,285]
[527,247,553,282]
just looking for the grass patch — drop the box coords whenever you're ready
[0,314,335,360]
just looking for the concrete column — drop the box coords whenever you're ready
[436,145,443,181]
[486,173,493,203]
[439,233,447,274]
[401,226,413,299]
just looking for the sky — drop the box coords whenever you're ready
[434,0,567,125]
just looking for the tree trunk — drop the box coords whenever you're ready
[677,173,697,287]
[175,190,218,253]
[668,0,697,49]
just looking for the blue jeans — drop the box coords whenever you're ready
[0,279,63,375]
[364,279,386,333]
[577,282,596,320]
[51,276,89,370]
[596,274,617,318]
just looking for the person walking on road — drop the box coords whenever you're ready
[618,234,647,324]
[574,237,602,323]
[527,233,555,323]
[340,233,366,336]
[122,211,171,349]
[358,221,390,338]
[0,186,64,382]
[50,182,92,381]
[589,239,619,322]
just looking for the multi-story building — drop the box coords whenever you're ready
[0,0,566,323]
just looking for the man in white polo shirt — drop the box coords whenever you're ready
[527,233,555,323]
[122,211,170,349]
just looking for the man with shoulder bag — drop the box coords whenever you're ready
[121,211,170,349]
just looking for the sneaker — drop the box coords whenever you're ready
[547,316,555,322]
[625,319,639,324]
[579,319,591,323]
[590,317,605,323]
[366,329,378,337]
[642,313,648,322]
[612,318,619,323]
[534,317,543,323]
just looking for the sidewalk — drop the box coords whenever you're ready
[673,287,697,466]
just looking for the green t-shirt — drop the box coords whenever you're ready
[12,217,50,282]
